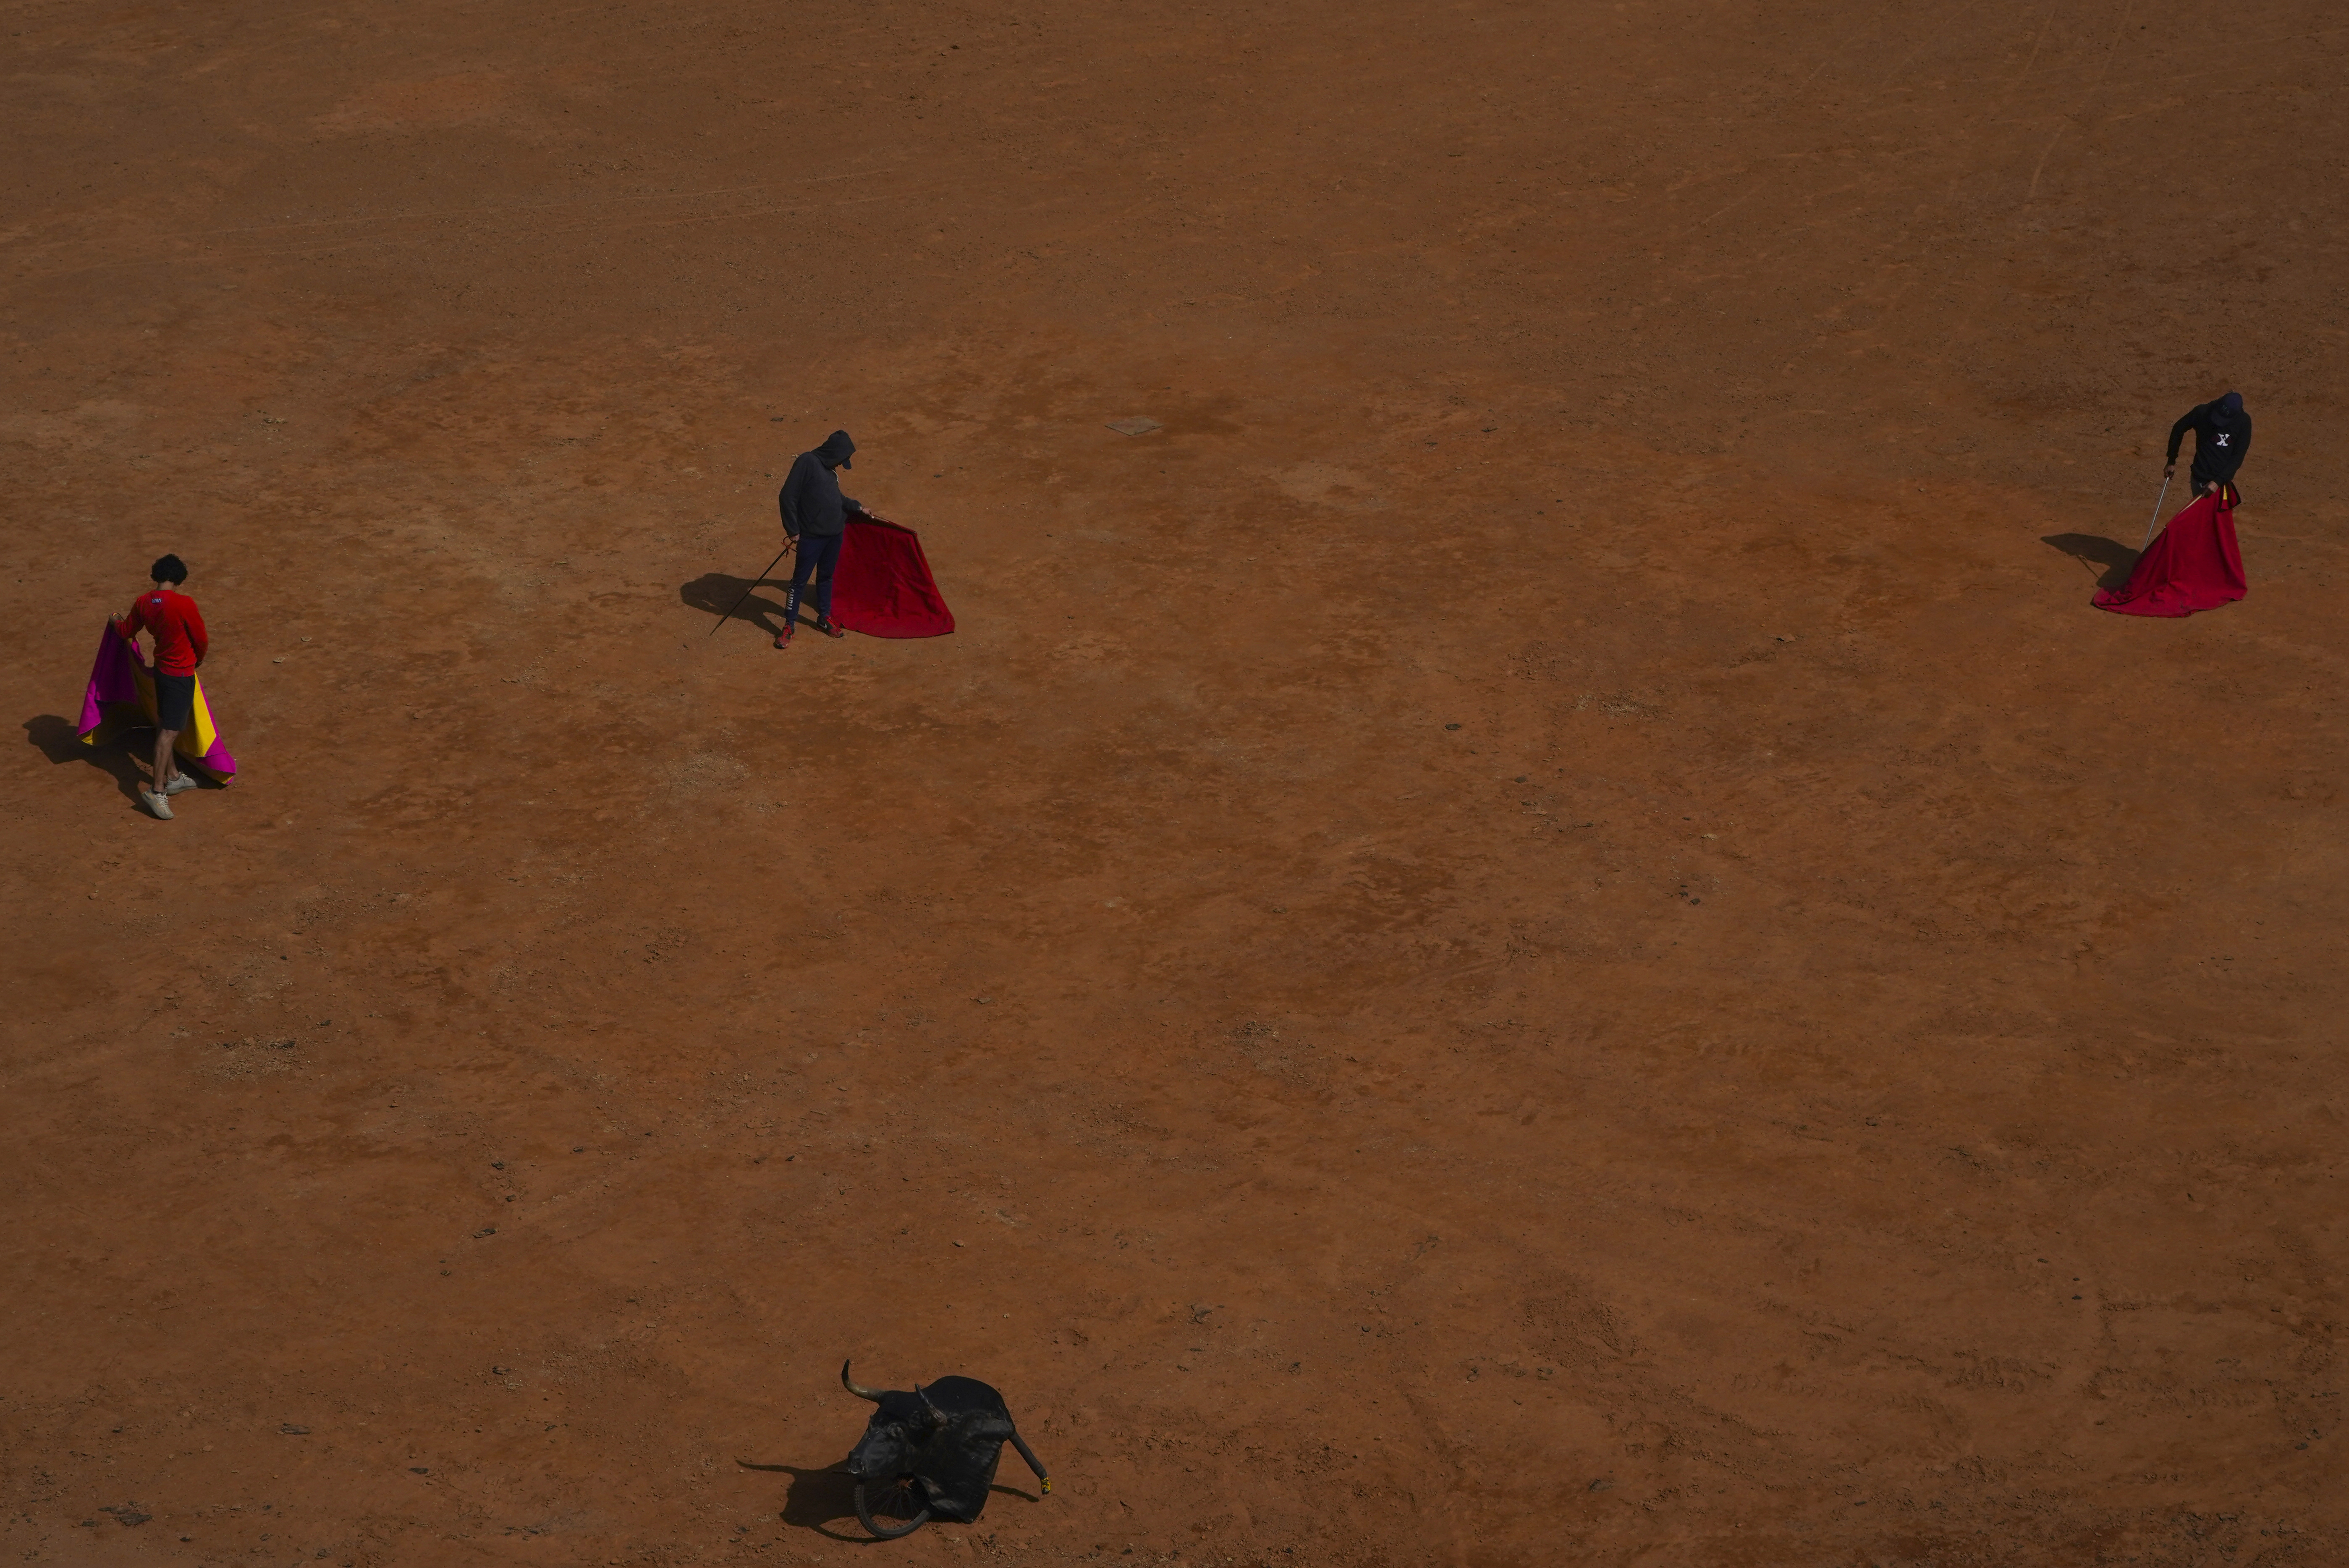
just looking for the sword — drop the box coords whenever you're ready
[2140,472,2174,551]
[709,541,794,635]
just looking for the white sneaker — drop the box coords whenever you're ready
[141,789,175,820]
[163,775,200,795]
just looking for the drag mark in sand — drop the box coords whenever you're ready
[1987,0,2063,125]
[2024,0,2139,203]
[2026,124,2067,203]
[1875,0,1988,91]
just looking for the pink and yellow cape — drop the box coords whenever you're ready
[78,622,238,781]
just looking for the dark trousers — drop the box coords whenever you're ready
[787,532,842,627]
[2192,465,2242,505]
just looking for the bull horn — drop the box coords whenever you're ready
[841,1360,885,1402]
[917,1385,948,1427]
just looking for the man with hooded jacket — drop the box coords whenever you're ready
[775,429,894,648]
[2166,391,2252,504]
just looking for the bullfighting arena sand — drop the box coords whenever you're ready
[5,3,2346,1563]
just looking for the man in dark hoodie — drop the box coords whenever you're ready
[2166,391,2252,504]
[775,429,894,648]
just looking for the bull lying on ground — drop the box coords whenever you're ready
[838,1361,1050,1539]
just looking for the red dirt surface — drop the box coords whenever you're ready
[5,3,2346,1565]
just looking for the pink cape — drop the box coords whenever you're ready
[831,519,955,638]
[78,622,238,780]
[2093,493,2246,618]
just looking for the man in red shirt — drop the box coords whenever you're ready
[113,554,209,820]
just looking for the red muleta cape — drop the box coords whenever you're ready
[831,518,956,637]
[2094,491,2246,618]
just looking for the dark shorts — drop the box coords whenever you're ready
[154,670,195,732]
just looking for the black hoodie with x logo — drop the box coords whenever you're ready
[2167,397,2252,490]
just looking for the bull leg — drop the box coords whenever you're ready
[1008,1429,1051,1494]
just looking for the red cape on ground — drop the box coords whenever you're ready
[2093,493,2246,618]
[830,518,956,638]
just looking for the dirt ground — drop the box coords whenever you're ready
[4,2,2346,1564]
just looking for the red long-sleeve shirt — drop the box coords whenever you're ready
[118,588,208,674]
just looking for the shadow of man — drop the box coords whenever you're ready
[683,573,789,636]
[2041,533,2139,591]
[24,714,148,806]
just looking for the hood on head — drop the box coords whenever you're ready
[817,429,856,469]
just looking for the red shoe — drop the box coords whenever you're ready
[817,618,846,639]
[773,626,793,649]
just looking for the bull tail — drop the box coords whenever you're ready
[1008,1428,1051,1494]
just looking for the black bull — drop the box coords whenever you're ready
[839,1361,1050,1534]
